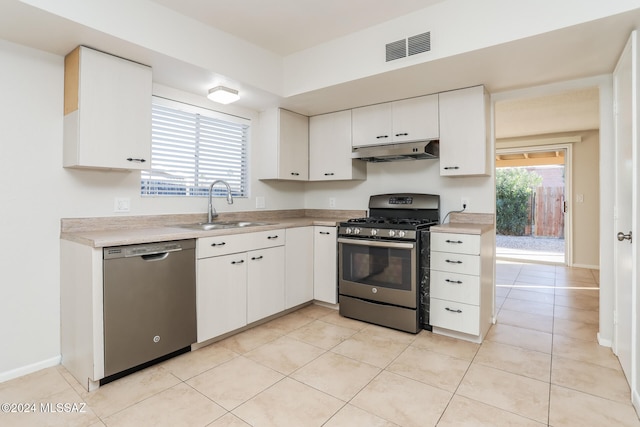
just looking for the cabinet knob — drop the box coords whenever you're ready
[126,157,147,163]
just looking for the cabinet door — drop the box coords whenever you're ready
[309,110,366,181]
[313,226,337,303]
[279,109,309,180]
[64,46,151,170]
[197,253,247,342]
[247,246,285,323]
[285,227,314,309]
[392,95,439,143]
[439,86,489,176]
[352,103,393,147]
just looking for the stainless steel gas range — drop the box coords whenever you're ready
[338,193,440,333]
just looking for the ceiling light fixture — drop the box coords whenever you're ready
[207,86,240,104]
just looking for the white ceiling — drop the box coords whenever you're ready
[149,0,444,55]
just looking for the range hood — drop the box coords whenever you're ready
[352,140,439,162]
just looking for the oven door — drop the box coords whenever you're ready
[338,237,417,308]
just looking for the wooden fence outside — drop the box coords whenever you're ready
[524,186,565,238]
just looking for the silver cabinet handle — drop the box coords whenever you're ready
[617,231,632,243]
[445,307,462,313]
[211,242,226,247]
[251,255,263,261]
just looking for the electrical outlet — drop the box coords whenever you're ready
[114,197,130,213]
[329,197,336,208]
[461,197,469,210]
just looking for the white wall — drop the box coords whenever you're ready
[0,40,304,381]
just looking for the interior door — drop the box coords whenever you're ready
[612,30,637,386]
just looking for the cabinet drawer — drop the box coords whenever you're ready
[197,229,285,258]
[431,232,480,255]
[430,270,480,305]
[430,298,479,335]
[430,251,480,275]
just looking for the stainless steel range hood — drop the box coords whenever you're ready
[352,140,439,162]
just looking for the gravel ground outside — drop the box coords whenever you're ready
[496,235,565,254]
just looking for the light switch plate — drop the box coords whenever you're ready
[114,197,130,212]
[256,196,266,209]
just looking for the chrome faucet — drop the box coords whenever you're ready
[208,180,234,223]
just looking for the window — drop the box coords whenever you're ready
[141,97,249,197]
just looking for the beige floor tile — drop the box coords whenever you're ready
[554,291,599,311]
[551,355,631,403]
[323,404,399,427]
[186,356,283,411]
[511,283,556,294]
[244,335,325,375]
[457,364,550,424]
[207,413,251,427]
[555,267,598,283]
[260,311,315,334]
[290,352,380,401]
[496,296,506,310]
[216,325,282,354]
[160,342,238,381]
[295,303,337,319]
[438,395,546,426]
[351,371,451,427]
[232,377,343,427]
[514,273,556,286]
[360,323,418,345]
[57,366,89,397]
[508,288,555,304]
[486,323,552,354]
[496,286,512,297]
[501,298,554,317]
[331,330,411,368]
[497,308,554,333]
[553,317,599,342]
[411,330,480,361]
[0,387,99,427]
[286,319,358,350]
[549,384,640,427]
[0,366,72,402]
[552,335,621,370]
[386,346,470,392]
[102,382,225,427]
[474,341,551,382]
[553,305,599,325]
[318,310,369,331]
[81,365,181,419]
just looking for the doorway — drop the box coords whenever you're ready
[495,144,572,266]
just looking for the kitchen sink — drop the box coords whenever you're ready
[176,221,274,230]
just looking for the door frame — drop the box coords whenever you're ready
[495,141,573,266]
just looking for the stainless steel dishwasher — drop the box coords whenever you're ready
[102,239,196,380]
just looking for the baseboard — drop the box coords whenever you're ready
[0,355,61,384]
[633,389,640,418]
[597,332,612,348]
[570,263,599,270]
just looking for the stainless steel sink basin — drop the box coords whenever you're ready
[176,221,274,230]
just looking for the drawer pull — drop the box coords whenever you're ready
[445,279,463,284]
[376,135,389,139]
[251,255,264,261]
[291,172,300,176]
[445,307,463,313]
[231,259,244,265]
[445,259,463,264]
[267,235,279,240]
[444,166,460,170]
[445,239,463,244]
[211,242,226,247]
[319,231,331,235]
[395,132,409,137]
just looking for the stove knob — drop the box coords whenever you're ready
[388,230,396,237]
[371,229,378,236]
[398,230,406,238]
[345,227,352,234]
[354,227,361,235]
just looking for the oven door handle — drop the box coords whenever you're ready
[337,238,415,249]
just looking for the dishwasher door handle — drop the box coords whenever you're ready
[141,252,170,262]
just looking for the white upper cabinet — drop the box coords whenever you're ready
[309,110,366,181]
[351,94,439,147]
[257,108,309,180]
[438,86,490,176]
[63,46,152,170]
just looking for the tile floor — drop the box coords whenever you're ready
[1,260,640,426]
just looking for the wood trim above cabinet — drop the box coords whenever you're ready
[64,47,80,115]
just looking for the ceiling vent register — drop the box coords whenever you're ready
[386,31,431,62]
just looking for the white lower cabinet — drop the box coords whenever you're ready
[285,227,314,309]
[247,246,285,323]
[197,253,248,342]
[429,230,493,343]
[196,230,285,343]
[313,226,338,304]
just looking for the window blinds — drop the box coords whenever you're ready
[142,98,249,197]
